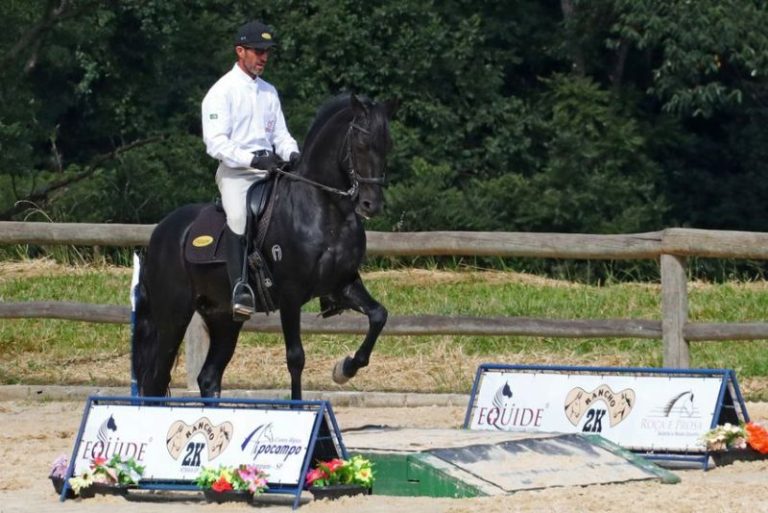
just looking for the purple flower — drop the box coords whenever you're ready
[49,455,69,479]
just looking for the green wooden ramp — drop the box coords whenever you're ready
[343,427,678,498]
[363,452,484,497]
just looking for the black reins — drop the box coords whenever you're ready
[271,118,385,199]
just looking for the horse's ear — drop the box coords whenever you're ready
[383,98,400,119]
[350,94,369,116]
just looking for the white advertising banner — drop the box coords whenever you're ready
[73,403,318,485]
[467,368,726,452]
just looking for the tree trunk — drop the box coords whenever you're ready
[560,0,586,76]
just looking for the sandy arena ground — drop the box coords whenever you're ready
[1,399,767,513]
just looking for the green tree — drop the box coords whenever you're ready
[609,0,768,118]
[3,0,768,240]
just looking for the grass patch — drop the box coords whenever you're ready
[0,260,767,399]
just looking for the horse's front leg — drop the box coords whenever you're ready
[332,276,388,384]
[279,296,306,400]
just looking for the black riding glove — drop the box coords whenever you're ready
[288,151,300,168]
[250,151,281,172]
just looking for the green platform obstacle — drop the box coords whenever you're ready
[344,427,678,498]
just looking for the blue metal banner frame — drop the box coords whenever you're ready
[60,395,346,509]
[463,364,750,469]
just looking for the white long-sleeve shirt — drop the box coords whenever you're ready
[201,64,298,169]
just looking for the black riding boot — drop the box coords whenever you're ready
[224,227,255,322]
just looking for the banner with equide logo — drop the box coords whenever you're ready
[464,365,749,456]
[64,396,345,508]
[73,404,316,483]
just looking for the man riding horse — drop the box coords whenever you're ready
[201,19,300,321]
[133,19,397,400]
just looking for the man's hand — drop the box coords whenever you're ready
[289,152,300,168]
[250,151,281,171]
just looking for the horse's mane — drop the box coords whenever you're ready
[303,93,357,147]
[301,93,391,160]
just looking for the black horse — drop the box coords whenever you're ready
[132,94,397,400]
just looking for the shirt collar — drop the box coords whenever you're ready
[231,63,261,87]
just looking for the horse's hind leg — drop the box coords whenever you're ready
[331,276,388,384]
[196,314,242,397]
[137,309,193,396]
[134,275,195,397]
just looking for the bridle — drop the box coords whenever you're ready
[253,115,385,253]
[272,117,386,200]
[343,120,388,197]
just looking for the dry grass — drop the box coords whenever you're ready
[363,268,582,287]
[2,259,767,400]
[8,340,767,399]
[0,258,128,283]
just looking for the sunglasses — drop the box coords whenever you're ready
[241,46,271,56]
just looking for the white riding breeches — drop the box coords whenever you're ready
[215,163,269,235]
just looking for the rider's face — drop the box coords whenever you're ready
[236,46,270,78]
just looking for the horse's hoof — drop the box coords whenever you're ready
[332,358,350,385]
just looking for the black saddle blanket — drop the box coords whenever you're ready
[184,204,227,264]
[184,178,274,264]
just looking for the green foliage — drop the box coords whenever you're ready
[306,455,374,488]
[56,135,213,223]
[3,0,768,241]
[610,0,768,117]
[376,74,666,234]
[376,158,466,231]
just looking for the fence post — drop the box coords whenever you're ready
[184,312,209,391]
[661,254,690,368]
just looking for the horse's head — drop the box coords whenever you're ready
[300,94,398,217]
[346,95,398,218]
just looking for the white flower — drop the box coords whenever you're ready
[701,423,748,452]
[68,470,94,495]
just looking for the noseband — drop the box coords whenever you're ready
[273,117,386,200]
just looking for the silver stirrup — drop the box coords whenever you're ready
[232,281,256,317]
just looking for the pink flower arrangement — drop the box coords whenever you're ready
[195,464,268,496]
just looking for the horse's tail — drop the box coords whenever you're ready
[130,251,161,396]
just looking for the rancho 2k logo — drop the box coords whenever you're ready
[564,385,636,433]
[165,417,233,471]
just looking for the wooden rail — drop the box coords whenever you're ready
[3,221,768,388]
[0,301,663,337]
[2,301,766,341]
[5,221,768,259]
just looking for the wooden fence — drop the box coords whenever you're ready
[2,221,768,388]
